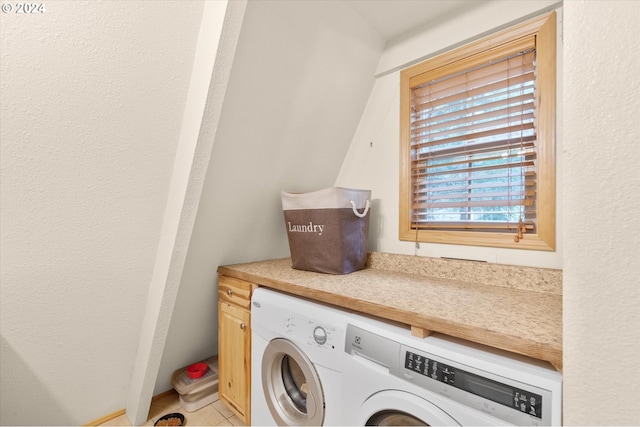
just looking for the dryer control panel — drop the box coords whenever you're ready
[345,324,559,426]
[404,350,543,420]
[399,345,554,426]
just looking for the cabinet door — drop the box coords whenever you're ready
[218,301,251,424]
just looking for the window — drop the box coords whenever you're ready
[400,12,556,251]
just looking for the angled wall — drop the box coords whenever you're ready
[154,0,384,395]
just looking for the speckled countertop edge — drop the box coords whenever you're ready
[218,253,562,368]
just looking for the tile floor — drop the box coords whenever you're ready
[99,391,245,426]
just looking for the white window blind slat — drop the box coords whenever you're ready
[412,75,534,114]
[411,97,535,137]
[411,122,535,151]
[411,51,535,104]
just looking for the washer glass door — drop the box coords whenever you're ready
[367,411,431,426]
[262,338,324,426]
[359,391,460,426]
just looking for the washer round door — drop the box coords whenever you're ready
[359,390,461,426]
[262,338,325,426]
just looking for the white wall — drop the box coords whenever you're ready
[336,0,563,268]
[562,1,640,424]
[0,1,204,424]
[153,0,384,395]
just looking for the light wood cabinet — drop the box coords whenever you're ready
[218,275,255,425]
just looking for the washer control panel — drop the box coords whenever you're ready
[282,313,341,351]
[313,326,328,345]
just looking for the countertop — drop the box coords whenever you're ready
[217,253,562,370]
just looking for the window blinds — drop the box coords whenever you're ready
[409,47,538,233]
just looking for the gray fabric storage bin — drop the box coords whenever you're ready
[281,187,371,274]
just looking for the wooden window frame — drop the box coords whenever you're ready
[399,12,556,251]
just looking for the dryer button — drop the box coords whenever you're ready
[313,326,327,345]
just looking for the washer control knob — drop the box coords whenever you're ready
[313,326,327,345]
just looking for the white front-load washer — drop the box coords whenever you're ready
[343,316,562,426]
[251,288,349,426]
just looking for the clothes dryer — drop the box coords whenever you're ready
[251,288,349,426]
[343,316,562,426]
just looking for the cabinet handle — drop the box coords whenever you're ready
[227,289,233,296]
[240,323,246,330]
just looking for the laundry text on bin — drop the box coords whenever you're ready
[287,221,325,236]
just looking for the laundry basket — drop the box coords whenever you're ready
[281,187,371,274]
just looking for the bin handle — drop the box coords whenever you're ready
[350,200,370,218]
